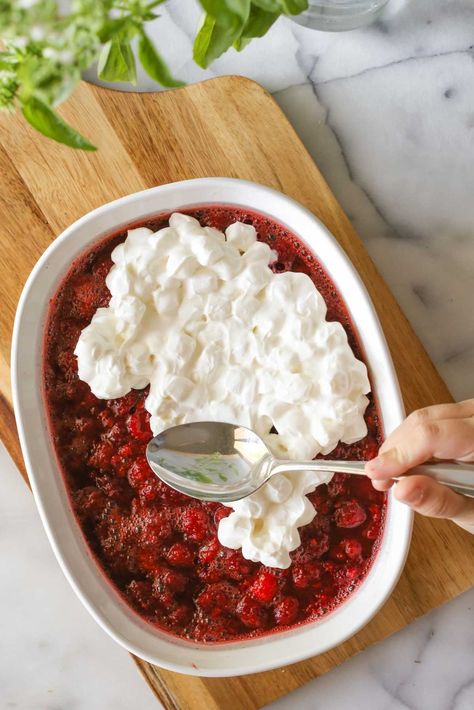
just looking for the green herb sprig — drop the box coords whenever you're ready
[0,0,307,149]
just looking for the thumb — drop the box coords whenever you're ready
[394,475,474,534]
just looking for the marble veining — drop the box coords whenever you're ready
[4,0,474,707]
[267,588,474,710]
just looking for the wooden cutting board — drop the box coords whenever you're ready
[0,76,473,710]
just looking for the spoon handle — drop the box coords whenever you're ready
[270,460,474,496]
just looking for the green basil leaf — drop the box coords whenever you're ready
[251,0,281,11]
[279,0,308,14]
[120,42,137,83]
[138,32,185,88]
[145,0,167,9]
[241,6,280,38]
[233,36,252,51]
[193,13,242,68]
[199,0,250,27]
[97,38,137,85]
[21,96,96,151]
[140,10,161,21]
[97,17,130,43]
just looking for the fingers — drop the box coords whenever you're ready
[404,399,474,424]
[365,417,474,481]
[378,399,474,456]
[364,401,474,533]
[394,475,474,534]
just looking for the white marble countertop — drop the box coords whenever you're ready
[3,0,474,707]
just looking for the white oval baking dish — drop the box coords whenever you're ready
[12,177,412,677]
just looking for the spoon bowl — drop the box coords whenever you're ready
[146,422,272,502]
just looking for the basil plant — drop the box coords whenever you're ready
[0,0,307,149]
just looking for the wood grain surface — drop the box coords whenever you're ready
[0,76,473,710]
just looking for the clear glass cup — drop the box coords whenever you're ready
[291,0,390,31]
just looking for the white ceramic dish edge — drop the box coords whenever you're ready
[12,177,413,677]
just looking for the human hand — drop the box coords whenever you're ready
[364,400,474,534]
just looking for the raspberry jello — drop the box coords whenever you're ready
[43,205,385,643]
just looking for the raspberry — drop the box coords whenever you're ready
[136,548,160,573]
[74,486,104,519]
[327,473,349,498]
[322,560,339,576]
[169,603,193,627]
[362,523,379,540]
[57,350,77,378]
[166,542,195,567]
[198,536,220,564]
[274,596,299,626]
[197,559,224,583]
[311,513,331,534]
[292,532,329,563]
[155,480,189,505]
[362,437,380,460]
[103,422,124,445]
[329,542,347,562]
[369,503,382,522]
[95,475,132,505]
[127,409,151,442]
[192,616,240,642]
[334,500,367,528]
[307,533,330,559]
[96,502,128,574]
[214,506,231,527]
[77,393,99,416]
[109,392,138,417]
[72,273,99,312]
[250,571,278,603]
[154,588,175,608]
[75,416,96,435]
[118,443,134,459]
[93,255,113,280]
[236,594,268,628]
[132,508,172,545]
[292,562,321,589]
[139,482,160,504]
[345,564,362,581]
[58,318,82,350]
[153,566,187,593]
[69,434,91,457]
[342,538,362,559]
[126,580,158,612]
[196,582,240,617]
[110,455,129,478]
[89,441,114,471]
[98,408,115,429]
[310,487,332,514]
[180,507,209,542]
[127,458,153,488]
[306,591,332,617]
[223,550,254,581]
[58,382,76,402]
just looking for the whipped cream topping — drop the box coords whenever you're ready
[75,212,370,568]
[219,470,334,568]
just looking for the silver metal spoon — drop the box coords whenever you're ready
[146,421,474,502]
